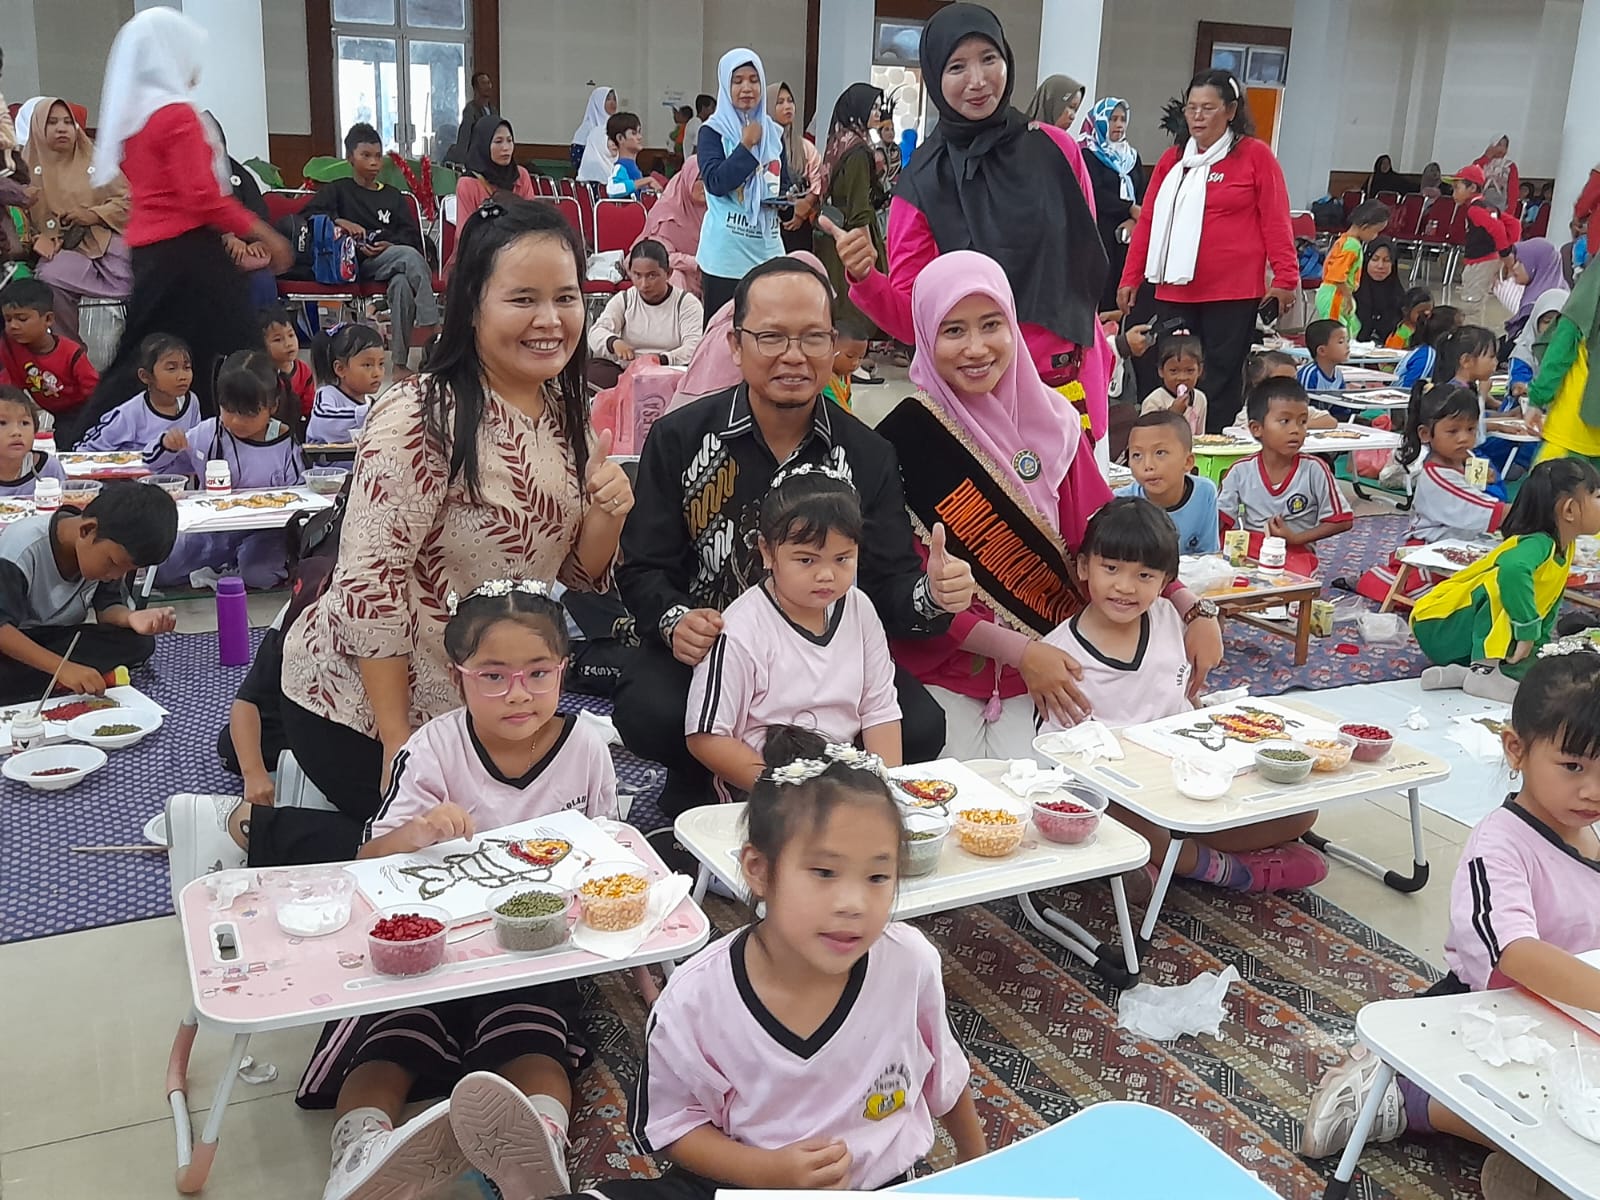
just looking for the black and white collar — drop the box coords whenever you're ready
[719,385,835,451]
[466,712,573,789]
[1501,795,1600,873]
[730,927,868,1059]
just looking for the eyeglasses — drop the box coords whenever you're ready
[735,328,836,358]
[456,664,564,698]
[1183,104,1226,118]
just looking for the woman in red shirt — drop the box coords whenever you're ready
[1118,69,1297,431]
[69,7,289,441]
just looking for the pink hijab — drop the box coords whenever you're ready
[636,155,706,263]
[908,251,1080,533]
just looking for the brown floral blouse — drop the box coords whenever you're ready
[282,376,607,737]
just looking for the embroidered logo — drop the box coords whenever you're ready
[1012,449,1042,482]
[861,1063,912,1121]
[1285,492,1311,517]
[377,208,393,225]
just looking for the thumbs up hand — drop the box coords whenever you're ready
[817,215,877,283]
[585,428,633,520]
[926,522,975,614]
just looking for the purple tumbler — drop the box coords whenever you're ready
[217,575,251,666]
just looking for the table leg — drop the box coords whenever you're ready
[1322,1058,1396,1200]
[1378,563,1413,614]
[1293,596,1313,666]
[690,864,709,906]
[1017,891,1139,989]
[1302,787,1429,893]
[1138,838,1184,945]
[1109,875,1140,977]
[172,1014,251,1195]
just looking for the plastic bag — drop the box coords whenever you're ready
[1355,611,1409,645]
[1117,966,1240,1040]
[1178,554,1236,596]
[590,360,679,457]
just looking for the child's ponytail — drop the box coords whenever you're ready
[1399,382,1479,469]
[311,322,385,386]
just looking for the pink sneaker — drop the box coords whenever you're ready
[1233,843,1328,892]
[449,1072,570,1199]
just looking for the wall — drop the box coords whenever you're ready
[263,0,312,137]
[29,0,129,124]
[702,0,809,120]
[1,0,42,105]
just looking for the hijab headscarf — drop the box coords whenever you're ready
[1023,73,1084,129]
[707,48,785,223]
[638,154,706,258]
[466,118,520,191]
[822,83,882,187]
[908,250,1079,531]
[766,81,806,182]
[1509,238,1563,334]
[1419,162,1443,193]
[1086,97,1137,200]
[93,8,229,190]
[24,97,129,253]
[1367,155,1408,194]
[1354,236,1403,344]
[1482,137,1514,206]
[1511,287,1568,371]
[899,4,1106,347]
[570,86,613,147]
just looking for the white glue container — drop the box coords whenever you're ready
[205,459,232,494]
[32,477,61,513]
[9,708,45,754]
[1259,536,1288,569]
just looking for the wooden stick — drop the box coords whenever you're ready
[69,844,166,854]
[33,630,82,716]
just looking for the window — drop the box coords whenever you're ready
[331,0,470,159]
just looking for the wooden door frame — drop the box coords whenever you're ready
[1193,20,1291,80]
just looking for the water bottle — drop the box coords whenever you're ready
[216,575,251,666]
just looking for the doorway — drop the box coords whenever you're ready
[1194,22,1290,151]
[330,0,471,161]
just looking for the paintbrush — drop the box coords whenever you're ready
[32,630,82,717]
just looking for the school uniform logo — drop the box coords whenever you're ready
[862,1062,912,1121]
[1012,449,1042,482]
[1285,492,1311,517]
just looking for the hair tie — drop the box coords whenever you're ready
[444,578,551,617]
[477,199,505,221]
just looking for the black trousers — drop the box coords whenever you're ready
[611,638,947,818]
[1157,297,1261,432]
[253,698,385,867]
[701,273,738,328]
[0,623,156,704]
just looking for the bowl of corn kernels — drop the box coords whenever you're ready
[576,860,652,932]
[952,800,1028,858]
[1301,732,1357,772]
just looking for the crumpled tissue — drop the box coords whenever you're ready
[1459,1002,1554,1067]
[1446,720,1508,763]
[1034,719,1123,765]
[206,869,255,912]
[1000,759,1077,799]
[1199,686,1250,708]
[1117,966,1240,1040]
[1405,706,1429,731]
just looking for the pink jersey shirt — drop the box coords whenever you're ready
[1038,598,1192,732]
[1445,798,1600,991]
[366,708,618,840]
[633,922,971,1188]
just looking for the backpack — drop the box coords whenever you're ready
[274,211,315,281]
[310,215,357,285]
[1296,239,1325,286]
[1310,195,1345,233]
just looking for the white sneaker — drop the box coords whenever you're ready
[449,1072,571,1199]
[1301,1044,1406,1158]
[324,1100,465,1200]
[164,793,246,908]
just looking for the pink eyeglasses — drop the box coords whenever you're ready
[456,664,564,697]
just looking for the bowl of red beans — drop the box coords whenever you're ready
[2,743,108,792]
[1030,785,1108,845]
[367,905,450,976]
[1339,722,1395,762]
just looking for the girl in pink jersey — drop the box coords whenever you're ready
[303,580,617,1200]
[577,727,984,1200]
[1304,644,1600,1164]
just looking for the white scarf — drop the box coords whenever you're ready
[1144,131,1234,287]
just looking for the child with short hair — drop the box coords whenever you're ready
[1393,304,1463,388]
[147,349,306,588]
[1141,331,1207,435]
[304,124,439,376]
[307,323,385,444]
[1218,376,1354,574]
[1452,162,1522,328]
[1386,286,1434,350]
[0,386,66,496]
[1414,457,1600,700]
[0,479,178,702]
[687,466,902,802]
[75,333,199,451]
[260,306,314,428]
[1316,199,1389,336]
[1295,319,1350,392]
[1304,644,1600,1160]
[1117,410,1219,554]
[300,580,618,1200]
[822,313,873,411]
[602,113,660,198]
[0,277,98,423]
[1243,348,1336,431]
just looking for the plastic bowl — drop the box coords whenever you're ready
[367,904,449,976]
[1030,785,1108,845]
[2,743,108,791]
[952,801,1028,858]
[142,474,188,497]
[66,707,162,750]
[576,860,652,932]
[1254,740,1315,785]
[1171,756,1232,801]
[273,867,355,937]
[489,882,572,952]
[1301,732,1357,772]
[305,466,349,496]
[1339,723,1395,762]
[61,479,102,508]
[902,810,951,877]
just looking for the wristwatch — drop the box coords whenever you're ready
[1183,598,1220,626]
[659,604,691,643]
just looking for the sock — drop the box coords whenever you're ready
[1183,845,1254,890]
[527,1094,570,1145]
[1420,663,1469,691]
[1396,1076,1431,1135]
[331,1107,392,1159]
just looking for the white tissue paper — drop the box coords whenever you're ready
[1458,1002,1554,1067]
[206,869,255,912]
[570,873,694,961]
[1446,722,1508,764]
[1553,1044,1600,1143]
[1039,719,1124,765]
[1199,686,1250,708]
[577,708,621,746]
[1000,759,1077,799]
[1405,706,1429,731]
[1117,966,1240,1040]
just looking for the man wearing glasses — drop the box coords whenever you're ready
[615,256,976,819]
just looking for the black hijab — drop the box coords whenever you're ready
[1355,236,1404,343]
[467,118,521,191]
[1367,155,1410,195]
[898,3,1105,347]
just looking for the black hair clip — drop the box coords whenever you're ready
[477,199,505,221]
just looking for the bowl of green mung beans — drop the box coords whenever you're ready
[1253,740,1315,785]
[488,882,572,952]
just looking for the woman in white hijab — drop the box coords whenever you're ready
[69,7,290,441]
[568,85,616,173]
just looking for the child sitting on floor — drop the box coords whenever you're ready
[1393,305,1462,389]
[1243,350,1336,431]
[1356,383,1508,604]
[1303,644,1600,1160]
[299,580,617,1200]
[1117,411,1219,555]
[1039,497,1328,893]
[1413,457,1600,701]
[1316,199,1389,337]
[1218,376,1354,575]
[75,333,199,452]
[0,480,177,703]
[686,466,902,801]
[306,323,384,445]
[1141,330,1207,436]
[0,386,66,496]
[147,349,306,589]
[1295,319,1350,393]
[0,277,97,427]
[1386,286,1434,350]
[260,306,313,431]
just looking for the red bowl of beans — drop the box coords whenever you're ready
[1339,723,1395,762]
[367,905,449,976]
[1031,785,1109,845]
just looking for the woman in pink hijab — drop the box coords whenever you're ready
[633,155,707,297]
[877,251,1220,758]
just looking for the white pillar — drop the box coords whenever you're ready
[1037,0,1103,114]
[1551,0,1600,234]
[132,0,270,163]
[1276,0,1351,208]
[0,0,41,109]
[812,0,873,137]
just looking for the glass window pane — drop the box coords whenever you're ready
[405,0,465,30]
[333,0,395,24]
[337,36,401,151]
[406,40,466,160]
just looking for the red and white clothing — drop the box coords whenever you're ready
[1038,599,1191,733]
[0,334,98,416]
[1355,458,1506,603]
[687,584,900,800]
[1461,196,1519,267]
[633,923,971,1189]
[1444,797,1600,992]
[117,105,257,247]
[1217,452,1352,574]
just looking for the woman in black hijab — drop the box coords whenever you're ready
[1366,154,1411,196]
[822,1,1112,440]
[1354,235,1404,343]
[449,119,534,267]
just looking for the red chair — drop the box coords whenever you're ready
[1341,189,1364,222]
[640,192,658,211]
[551,196,585,242]
[1527,203,1551,239]
[595,199,647,253]
[265,190,366,320]
[1376,190,1400,208]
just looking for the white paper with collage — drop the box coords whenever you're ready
[1121,698,1341,774]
